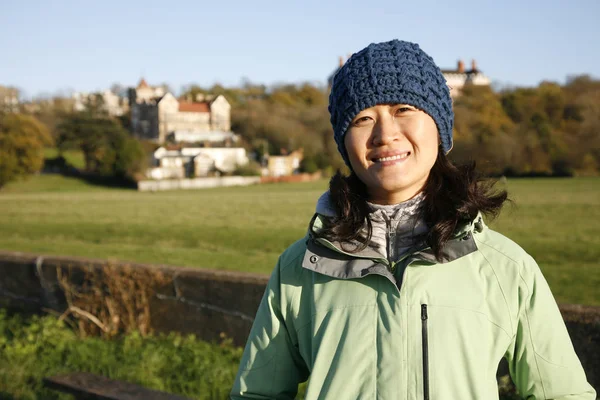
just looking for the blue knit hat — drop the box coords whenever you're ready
[328,39,453,166]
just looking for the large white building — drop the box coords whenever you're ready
[148,146,249,180]
[129,79,232,143]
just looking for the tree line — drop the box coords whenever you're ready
[1,75,599,189]
[183,74,600,177]
[452,75,600,176]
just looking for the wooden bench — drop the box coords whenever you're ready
[43,372,193,400]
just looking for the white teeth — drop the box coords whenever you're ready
[375,153,409,162]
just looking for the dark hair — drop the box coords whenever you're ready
[316,151,508,261]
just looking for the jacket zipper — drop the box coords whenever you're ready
[385,216,396,272]
[421,304,430,400]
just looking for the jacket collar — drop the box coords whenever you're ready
[302,212,485,281]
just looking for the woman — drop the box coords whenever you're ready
[231,40,595,399]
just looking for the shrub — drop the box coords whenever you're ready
[56,264,172,338]
[0,113,53,189]
[233,161,262,176]
[300,156,319,174]
[0,310,243,400]
[56,114,146,181]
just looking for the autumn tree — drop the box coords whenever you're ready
[0,113,53,188]
[452,85,518,175]
[57,114,146,180]
[562,75,600,175]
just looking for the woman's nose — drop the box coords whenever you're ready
[372,115,401,146]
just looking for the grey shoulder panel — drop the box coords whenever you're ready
[413,233,478,264]
[302,239,394,284]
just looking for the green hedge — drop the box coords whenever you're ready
[0,310,242,399]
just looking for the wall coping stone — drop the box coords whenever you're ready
[0,250,270,286]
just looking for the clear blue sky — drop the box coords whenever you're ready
[1,0,599,99]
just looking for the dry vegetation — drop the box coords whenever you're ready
[55,263,171,338]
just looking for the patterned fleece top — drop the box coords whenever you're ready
[315,191,428,262]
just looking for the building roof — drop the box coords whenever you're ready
[441,69,480,75]
[178,101,210,113]
[442,59,482,76]
[137,78,150,89]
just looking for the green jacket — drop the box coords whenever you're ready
[231,214,595,399]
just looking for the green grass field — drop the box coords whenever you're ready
[44,148,87,169]
[1,174,598,306]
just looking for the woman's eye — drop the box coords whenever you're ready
[352,116,372,126]
[395,106,414,115]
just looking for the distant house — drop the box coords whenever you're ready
[128,78,166,104]
[265,149,303,177]
[329,56,490,97]
[441,60,491,97]
[72,90,128,116]
[0,85,19,113]
[130,79,232,144]
[148,146,249,180]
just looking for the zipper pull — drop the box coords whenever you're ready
[421,303,430,400]
[386,217,394,262]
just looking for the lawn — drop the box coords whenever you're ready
[44,147,87,169]
[1,174,598,306]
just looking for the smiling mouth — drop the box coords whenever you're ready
[373,152,410,163]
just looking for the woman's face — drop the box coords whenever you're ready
[344,104,439,205]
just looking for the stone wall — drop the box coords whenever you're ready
[0,250,598,392]
[0,250,267,344]
[137,176,261,192]
[260,172,322,184]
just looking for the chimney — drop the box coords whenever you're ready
[457,59,465,73]
[471,59,478,72]
[339,56,344,68]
